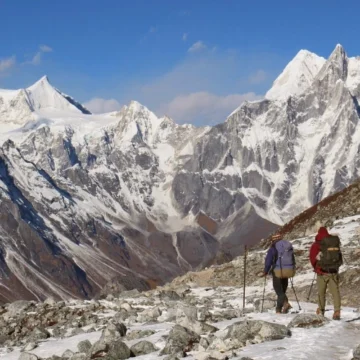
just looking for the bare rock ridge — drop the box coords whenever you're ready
[1,44,360,301]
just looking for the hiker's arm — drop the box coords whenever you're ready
[309,243,318,269]
[264,247,275,274]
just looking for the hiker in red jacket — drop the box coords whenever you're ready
[309,227,342,320]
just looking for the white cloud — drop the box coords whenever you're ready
[84,98,122,114]
[182,33,188,41]
[248,69,267,84]
[188,41,206,53]
[0,56,16,73]
[158,91,262,125]
[40,45,53,53]
[26,45,53,66]
[121,47,278,125]
[30,52,42,65]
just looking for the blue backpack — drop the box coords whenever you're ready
[274,240,295,270]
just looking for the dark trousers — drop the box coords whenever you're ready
[273,275,288,311]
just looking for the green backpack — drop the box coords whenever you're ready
[317,235,343,271]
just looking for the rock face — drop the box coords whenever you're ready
[1,44,360,301]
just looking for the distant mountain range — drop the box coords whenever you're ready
[0,44,360,302]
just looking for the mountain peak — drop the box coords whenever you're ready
[265,49,326,100]
[28,75,51,90]
[315,44,348,84]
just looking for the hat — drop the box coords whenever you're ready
[271,233,282,241]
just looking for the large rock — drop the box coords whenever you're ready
[28,327,50,342]
[352,343,360,359]
[287,314,329,329]
[99,322,127,343]
[89,340,108,358]
[19,353,38,360]
[177,317,218,335]
[160,324,201,355]
[104,340,131,360]
[6,301,34,318]
[77,339,92,354]
[224,320,291,347]
[130,340,158,356]
[254,298,276,312]
[126,329,156,340]
[137,306,162,323]
[62,350,74,359]
[70,354,86,360]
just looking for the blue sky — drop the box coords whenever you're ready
[1,0,360,125]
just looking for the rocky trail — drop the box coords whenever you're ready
[0,214,359,360]
[0,285,359,360]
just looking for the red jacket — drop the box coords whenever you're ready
[309,227,329,274]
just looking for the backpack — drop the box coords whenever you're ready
[274,240,295,278]
[317,235,343,271]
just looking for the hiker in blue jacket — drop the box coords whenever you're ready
[263,233,296,314]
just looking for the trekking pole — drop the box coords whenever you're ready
[307,272,316,301]
[242,245,247,312]
[261,276,266,313]
[290,277,302,311]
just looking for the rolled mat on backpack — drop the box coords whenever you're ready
[273,268,296,278]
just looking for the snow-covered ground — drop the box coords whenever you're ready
[0,214,359,359]
[1,295,358,360]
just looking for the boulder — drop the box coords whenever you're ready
[19,353,38,360]
[137,306,162,322]
[104,340,131,360]
[28,327,51,342]
[224,320,291,347]
[287,314,329,329]
[70,354,86,360]
[77,339,92,354]
[44,297,57,306]
[353,343,360,359]
[194,351,230,360]
[159,290,182,301]
[6,301,34,318]
[22,343,38,352]
[126,329,155,340]
[254,298,276,312]
[89,340,108,358]
[62,349,74,359]
[99,322,127,343]
[177,317,218,335]
[176,305,198,322]
[130,340,158,356]
[160,324,200,355]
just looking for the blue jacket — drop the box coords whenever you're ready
[264,246,277,274]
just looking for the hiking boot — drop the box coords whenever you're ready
[316,308,325,316]
[333,310,341,320]
[276,308,282,314]
[282,302,292,314]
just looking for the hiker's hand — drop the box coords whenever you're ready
[259,272,267,278]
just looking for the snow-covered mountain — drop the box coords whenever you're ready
[0,76,90,128]
[1,44,360,302]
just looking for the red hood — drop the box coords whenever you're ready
[315,227,329,242]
